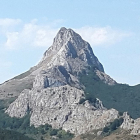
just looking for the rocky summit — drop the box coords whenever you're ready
[1,27,140,138]
[0,27,115,99]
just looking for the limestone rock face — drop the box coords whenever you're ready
[6,89,31,118]
[38,27,104,73]
[131,118,140,135]
[121,112,134,130]
[6,85,119,135]
[121,112,140,135]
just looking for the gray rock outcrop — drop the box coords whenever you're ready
[121,112,140,135]
[6,85,119,135]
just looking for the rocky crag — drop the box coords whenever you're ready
[121,112,140,135]
[6,85,119,135]
[2,27,140,136]
[0,27,115,99]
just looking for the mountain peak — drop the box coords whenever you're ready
[58,27,67,32]
[53,27,81,46]
[0,27,106,99]
[57,27,75,34]
[41,27,104,73]
[1,27,120,137]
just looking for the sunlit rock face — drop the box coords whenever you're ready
[121,112,140,135]
[6,85,119,135]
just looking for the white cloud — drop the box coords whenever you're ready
[76,26,132,47]
[0,18,132,50]
[0,18,21,35]
[4,21,58,49]
[0,18,21,27]
[5,32,19,49]
[0,59,12,68]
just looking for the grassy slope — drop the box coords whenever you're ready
[73,129,140,140]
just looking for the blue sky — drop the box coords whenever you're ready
[0,0,140,85]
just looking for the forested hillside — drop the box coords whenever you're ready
[0,128,34,140]
[79,66,140,119]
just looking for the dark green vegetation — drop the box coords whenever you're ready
[79,66,140,119]
[80,128,140,140]
[0,128,34,140]
[0,99,74,140]
[103,118,124,133]
[80,118,124,140]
